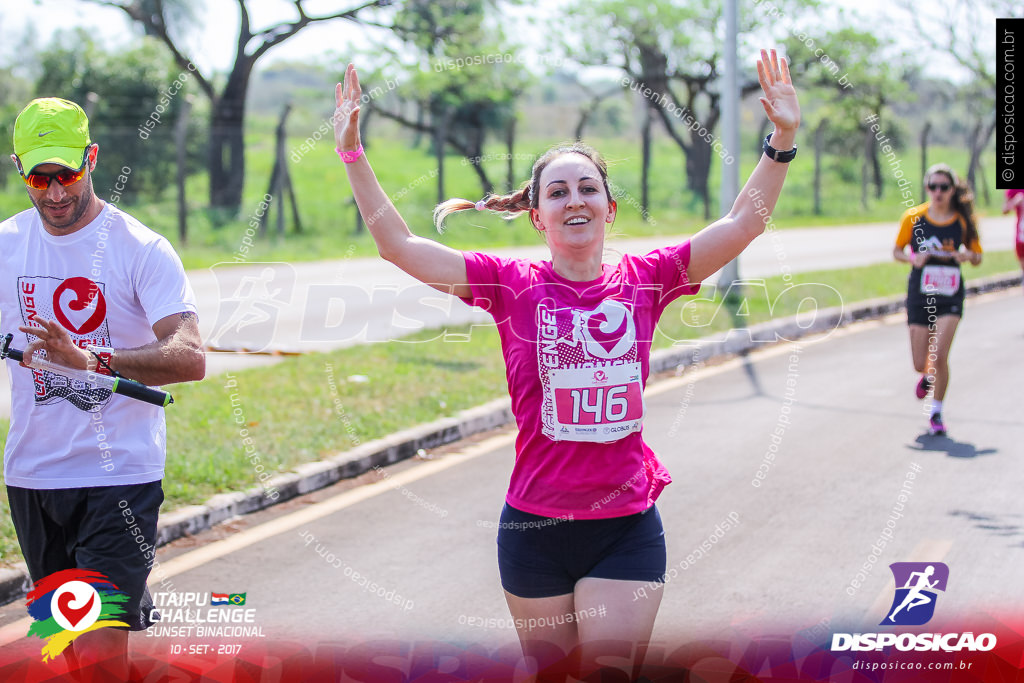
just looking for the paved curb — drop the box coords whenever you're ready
[1,272,1020,607]
[0,565,30,609]
[648,272,1022,373]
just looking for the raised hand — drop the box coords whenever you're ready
[756,48,800,132]
[334,63,362,152]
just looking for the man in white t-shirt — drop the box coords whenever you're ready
[4,98,204,677]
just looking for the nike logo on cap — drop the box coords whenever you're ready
[38,131,54,137]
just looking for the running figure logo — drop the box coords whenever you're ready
[882,562,949,626]
[208,262,296,352]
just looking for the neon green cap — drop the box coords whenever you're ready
[13,98,91,174]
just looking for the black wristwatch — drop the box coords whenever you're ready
[763,134,797,163]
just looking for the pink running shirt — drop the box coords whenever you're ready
[1008,189,1024,245]
[462,242,700,519]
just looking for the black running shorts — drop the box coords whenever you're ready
[496,503,666,598]
[906,268,964,326]
[7,481,163,630]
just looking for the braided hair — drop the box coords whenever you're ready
[432,142,615,232]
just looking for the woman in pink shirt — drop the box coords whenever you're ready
[334,49,800,674]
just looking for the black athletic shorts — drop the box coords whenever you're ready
[906,267,964,326]
[7,481,163,631]
[496,503,666,599]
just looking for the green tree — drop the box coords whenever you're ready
[897,0,1014,191]
[34,31,203,203]
[365,0,529,200]
[784,27,912,209]
[568,0,816,219]
[92,0,390,214]
[0,18,39,190]
[0,68,33,190]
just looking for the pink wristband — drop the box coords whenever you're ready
[336,144,364,163]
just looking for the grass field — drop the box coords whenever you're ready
[0,251,1018,568]
[0,115,1003,270]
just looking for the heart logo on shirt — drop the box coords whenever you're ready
[587,313,627,353]
[52,277,107,335]
[577,300,636,359]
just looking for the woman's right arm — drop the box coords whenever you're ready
[335,64,472,298]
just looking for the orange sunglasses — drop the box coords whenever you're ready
[20,147,93,191]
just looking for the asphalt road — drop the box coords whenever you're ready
[2,289,1019,668]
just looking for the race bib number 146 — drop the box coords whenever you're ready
[547,363,644,442]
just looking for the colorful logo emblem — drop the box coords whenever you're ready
[211,592,247,606]
[882,562,949,626]
[26,569,130,661]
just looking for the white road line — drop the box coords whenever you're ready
[0,315,880,646]
[0,433,518,646]
[7,290,1002,646]
[156,432,520,577]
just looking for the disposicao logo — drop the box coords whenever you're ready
[26,569,130,661]
[883,562,948,626]
[831,562,997,653]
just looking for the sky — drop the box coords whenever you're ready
[4,0,995,81]
[7,0,395,73]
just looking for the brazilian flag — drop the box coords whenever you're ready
[228,593,246,606]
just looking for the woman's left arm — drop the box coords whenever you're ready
[687,48,801,284]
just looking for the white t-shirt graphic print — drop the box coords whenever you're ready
[19,275,114,411]
[0,205,197,489]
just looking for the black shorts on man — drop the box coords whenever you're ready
[8,480,163,630]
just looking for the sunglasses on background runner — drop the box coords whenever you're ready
[927,182,951,192]
[19,148,92,191]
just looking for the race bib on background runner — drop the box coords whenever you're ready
[920,265,961,297]
[538,299,645,442]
